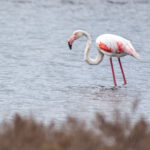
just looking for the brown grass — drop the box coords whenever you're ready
[0,111,149,150]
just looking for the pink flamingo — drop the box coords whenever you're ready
[68,30,140,86]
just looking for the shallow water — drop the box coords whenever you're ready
[0,0,149,123]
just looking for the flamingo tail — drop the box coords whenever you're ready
[131,51,140,59]
[126,42,140,59]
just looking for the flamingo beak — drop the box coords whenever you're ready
[68,41,72,50]
[68,35,75,50]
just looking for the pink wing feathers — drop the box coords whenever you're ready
[99,41,124,53]
[97,34,139,59]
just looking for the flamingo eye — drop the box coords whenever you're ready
[74,33,77,36]
[74,32,81,39]
[73,33,78,39]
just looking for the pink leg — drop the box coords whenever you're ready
[118,58,127,85]
[110,57,117,86]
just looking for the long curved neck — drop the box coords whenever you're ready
[82,31,104,65]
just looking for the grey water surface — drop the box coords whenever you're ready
[0,0,149,123]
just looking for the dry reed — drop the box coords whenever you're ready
[0,110,149,150]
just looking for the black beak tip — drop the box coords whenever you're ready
[68,42,72,50]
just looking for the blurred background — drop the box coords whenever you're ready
[0,0,149,123]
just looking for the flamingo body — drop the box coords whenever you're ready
[96,34,139,59]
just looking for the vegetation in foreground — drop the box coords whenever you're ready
[0,110,150,150]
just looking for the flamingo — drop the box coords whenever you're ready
[68,30,140,86]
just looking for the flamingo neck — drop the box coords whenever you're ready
[82,31,104,65]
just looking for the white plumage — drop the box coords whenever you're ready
[96,34,139,59]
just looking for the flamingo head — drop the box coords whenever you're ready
[68,30,83,50]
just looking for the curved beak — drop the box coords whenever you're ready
[68,35,75,50]
[68,41,72,50]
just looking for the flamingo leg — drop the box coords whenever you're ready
[118,58,127,85]
[110,57,117,86]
